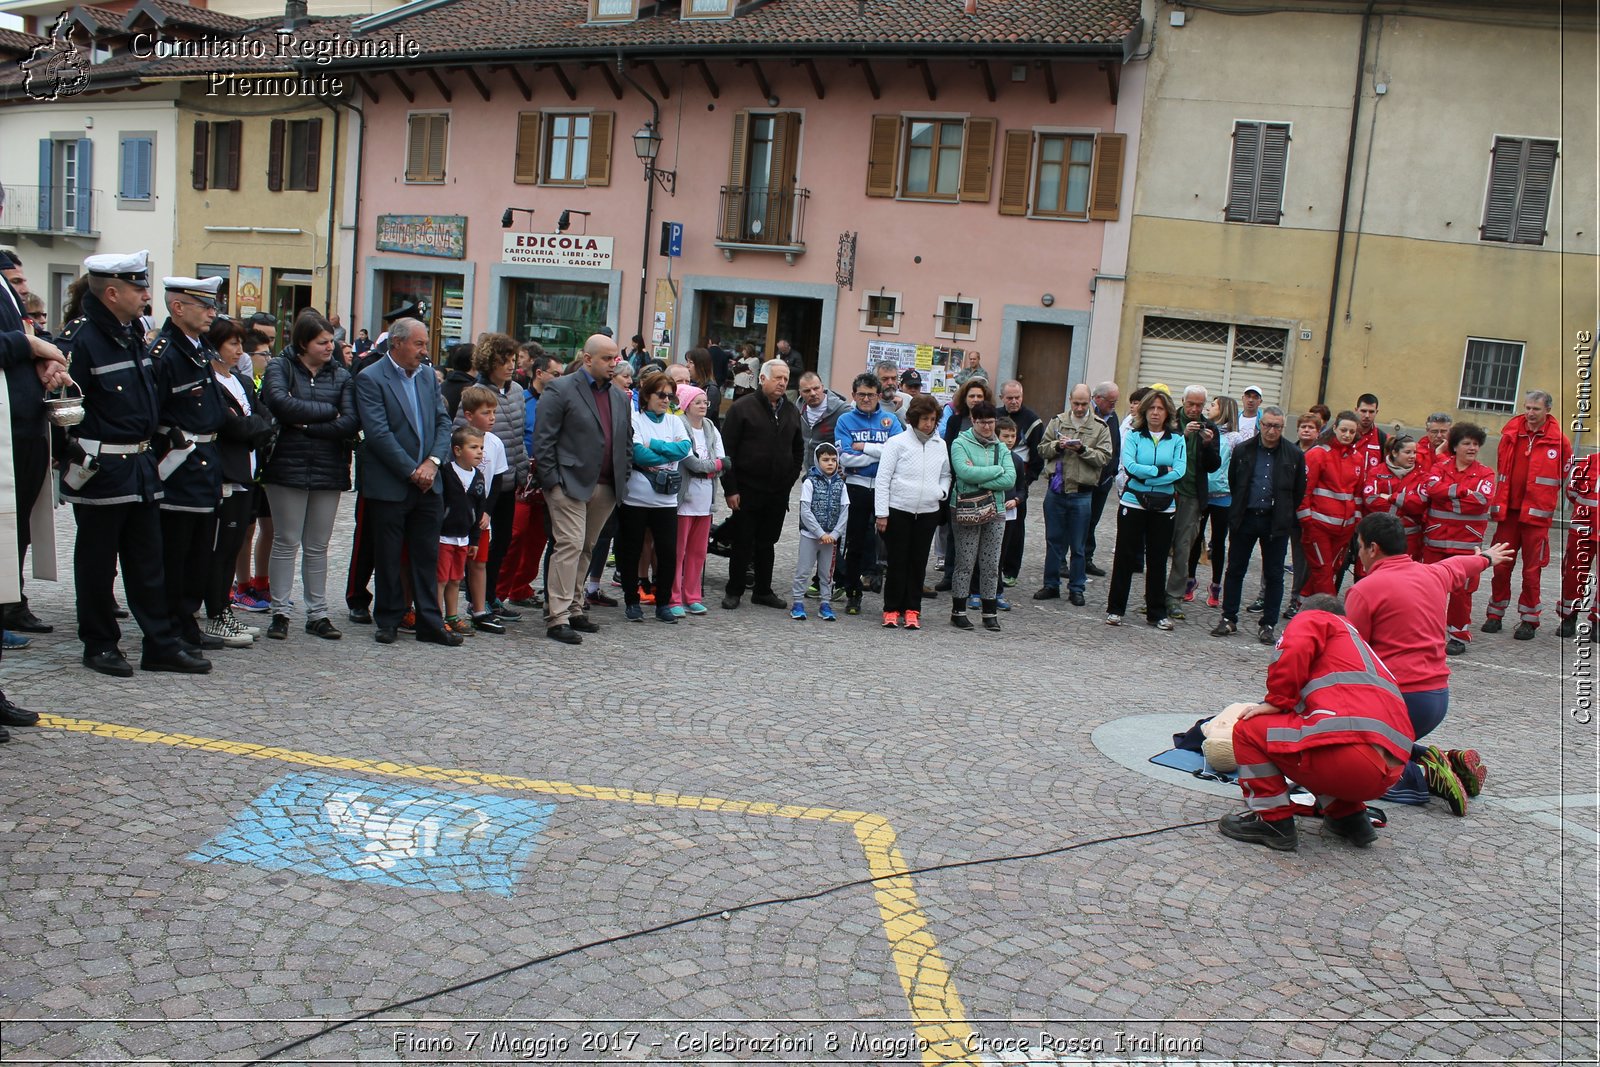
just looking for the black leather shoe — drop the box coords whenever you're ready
[751,592,787,609]
[193,632,226,651]
[1323,809,1378,848]
[112,604,130,620]
[721,595,741,610]
[417,628,464,647]
[546,624,582,645]
[1481,617,1502,634]
[0,696,41,726]
[1446,637,1467,656]
[84,650,134,678]
[1219,810,1297,851]
[140,649,213,674]
[1085,561,1107,577]
[374,627,398,644]
[347,606,373,624]
[4,607,51,634]
[1068,591,1086,606]
[569,614,599,634]
[306,618,343,640]
[1032,587,1060,600]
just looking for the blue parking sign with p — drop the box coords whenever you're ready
[661,221,683,257]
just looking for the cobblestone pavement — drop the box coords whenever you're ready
[1,493,1595,1066]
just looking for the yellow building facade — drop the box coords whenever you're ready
[173,81,347,331]
[1118,1,1597,436]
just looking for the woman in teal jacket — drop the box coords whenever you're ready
[948,401,1016,630]
[1107,389,1187,630]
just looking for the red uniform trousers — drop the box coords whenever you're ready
[1424,548,1480,641]
[1233,712,1404,822]
[1561,526,1599,624]
[1406,532,1425,561]
[495,494,549,601]
[1487,512,1550,625]
[1300,522,1346,596]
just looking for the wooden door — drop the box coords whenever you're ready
[1015,322,1072,414]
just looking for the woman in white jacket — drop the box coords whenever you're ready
[873,393,950,630]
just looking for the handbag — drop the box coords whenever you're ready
[952,440,1004,525]
[644,466,682,495]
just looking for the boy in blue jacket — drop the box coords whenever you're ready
[834,373,904,614]
[790,443,849,621]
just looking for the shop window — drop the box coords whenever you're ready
[382,270,465,355]
[508,278,610,364]
[406,113,448,183]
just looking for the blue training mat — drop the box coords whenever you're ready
[1149,747,1238,785]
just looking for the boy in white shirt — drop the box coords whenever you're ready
[439,426,489,636]
[458,387,508,633]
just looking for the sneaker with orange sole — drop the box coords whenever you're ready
[1447,749,1488,797]
[903,610,921,630]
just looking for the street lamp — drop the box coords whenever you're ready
[501,207,536,228]
[632,121,676,196]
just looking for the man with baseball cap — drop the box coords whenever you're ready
[60,251,210,676]
[1238,385,1264,439]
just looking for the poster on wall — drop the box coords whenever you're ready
[236,266,262,318]
[866,341,955,399]
[733,304,748,328]
[752,298,770,325]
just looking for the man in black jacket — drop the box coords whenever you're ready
[720,359,802,609]
[1211,407,1306,644]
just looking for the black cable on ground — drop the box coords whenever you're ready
[246,817,1215,1064]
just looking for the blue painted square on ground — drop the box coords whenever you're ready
[189,771,555,895]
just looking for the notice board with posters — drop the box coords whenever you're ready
[866,341,964,399]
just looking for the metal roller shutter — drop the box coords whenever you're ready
[1137,316,1288,406]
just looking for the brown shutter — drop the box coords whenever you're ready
[267,119,285,192]
[721,110,749,240]
[426,115,447,180]
[1224,121,1260,222]
[997,128,1032,216]
[192,120,209,190]
[1253,123,1289,224]
[768,112,800,242]
[1088,132,1125,221]
[865,114,900,198]
[586,111,613,186]
[226,120,242,190]
[958,117,996,202]
[407,115,427,180]
[1513,138,1557,244]
[513,112,541,184]
[303,117,322,192]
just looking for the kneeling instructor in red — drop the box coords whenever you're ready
[1219,594,1415,852]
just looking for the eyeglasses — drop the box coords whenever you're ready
[651,391,674,399]
[854,391,879,399]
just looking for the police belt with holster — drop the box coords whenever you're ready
[63,436,153,490]
[155,424,219,480]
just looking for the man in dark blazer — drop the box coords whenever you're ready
[354,317,460,646]
[530,333,631,645]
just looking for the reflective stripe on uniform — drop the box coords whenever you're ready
[1535,477,1562,487]
[90,360,137,376]
[1235,762,1280,778]
[1526,507,1554,520]
[1266,715,1413,751]
[1313,488,1354,501]
[1426,537,1483,551]
[1246,792,1291,811]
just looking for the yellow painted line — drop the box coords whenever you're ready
[37,714,977,1065]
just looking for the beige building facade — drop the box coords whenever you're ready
[1118,1,1597,435]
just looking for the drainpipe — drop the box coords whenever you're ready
[1315,0,1374,405]
[321,97,339,315]
[617,55,659,345]
[328,96,365,327]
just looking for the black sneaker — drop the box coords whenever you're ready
[1323,809,1378,847]
[491,601,522,621]
[1258,623,1276,645]
[1481,617,1502,634]
[1218,810,1297,851]
[845,595,861,616]
[471,613,507,635]
[267,614,289,640]
[1210,618,1237,637]
[1446,637,1467,656]
[1033,587,1060,600]
[305,617,342,640]
[1246,597,1265,614]
[1513,621,1537,641]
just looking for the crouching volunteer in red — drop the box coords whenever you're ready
[1218,594,1414,852]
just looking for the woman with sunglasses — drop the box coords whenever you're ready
[618,371,691,623]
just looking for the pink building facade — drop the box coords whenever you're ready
[338,0,1145,412]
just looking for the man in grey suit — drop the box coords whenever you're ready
[531,333,631,644]
[353,318,461,647]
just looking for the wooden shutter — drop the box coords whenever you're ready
[303,117,322,192]
[74,138,92,232]
[1224,121,1259,222]
[267,119,285,191]
[1513,138,1557,244]
[120,137,138,199]
[426,115,447,180]
[1088,132,1125,221]
[997,129,1032,216]
[1253,123,1289,224]
[192,120,209,190]
[407,115,428,180]
[586,111,613,186]
[513,112,540,184]
[721,110,749,240]
[768,111,800,242]
[1480,136,1520,242]
[865,114,900,198]
[225,120,242,190]
[958,117,996,202]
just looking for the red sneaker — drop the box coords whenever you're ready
[882,611,900,628]
[903,610,920,630]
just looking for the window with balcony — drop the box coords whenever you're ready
[718,111,808,256]
[268,118,322,192]
[31,136,95,235]
[864,114,997,203]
